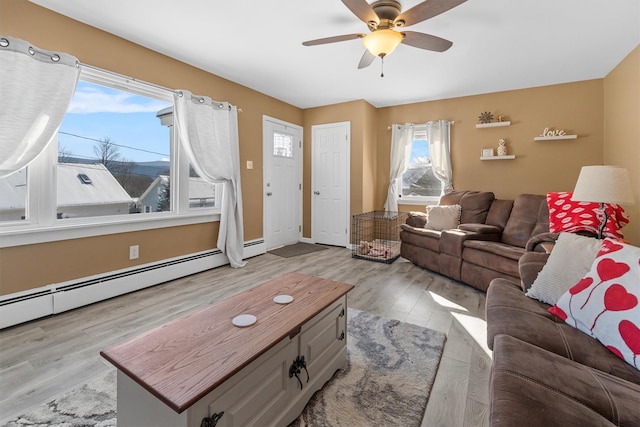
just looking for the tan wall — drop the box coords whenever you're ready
[604,45,640,245]
[0,0,302,294]
[362,102,379,212]
[376,80,605,214]
[0,223,219,295]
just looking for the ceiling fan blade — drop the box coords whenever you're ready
[395,0,467,27]
[358,50,376,69]
[342,0,380,26]
[302,33,365,46]
[401,31,453,52]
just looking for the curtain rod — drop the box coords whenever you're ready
[387,121,455,130]
[80,63,243,112]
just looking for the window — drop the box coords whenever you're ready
[57,79,172,219]
[0,66,221,245]
[0,167,27,222]
[398,128,443,204]
[273,131,294,158]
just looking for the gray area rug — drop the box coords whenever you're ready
[4,309,445,427]
[268,242,329,258]
[290,309,446,426]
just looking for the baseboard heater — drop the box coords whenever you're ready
[0,239,265,329]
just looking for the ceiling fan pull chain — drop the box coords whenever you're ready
[380,55,385,78]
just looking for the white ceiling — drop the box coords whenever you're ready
[30,0,640,109]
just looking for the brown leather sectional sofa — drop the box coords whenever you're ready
[399,190,551,291]
[486,252,640,426]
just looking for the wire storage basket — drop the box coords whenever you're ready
[351,211,408,263]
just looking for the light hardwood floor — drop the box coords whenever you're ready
[0,246,491,426]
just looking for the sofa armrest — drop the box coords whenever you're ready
[458,223,502,234]
[525,232,560,252]
[518,251,550,291]
[440,228,502,257]
[406,211,427,228]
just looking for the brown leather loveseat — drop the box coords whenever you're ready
[400,190,550,291]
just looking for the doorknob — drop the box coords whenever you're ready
[314,191,320,195]
[266,192,273,196]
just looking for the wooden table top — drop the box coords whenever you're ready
[100,272,353,413]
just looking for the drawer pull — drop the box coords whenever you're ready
[201,411,224,427]
[289,356,309,389]
[339,331,345,341]
[339,308,345,317]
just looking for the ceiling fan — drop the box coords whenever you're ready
[302,0,467,75]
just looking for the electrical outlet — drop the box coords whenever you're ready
[246,160,253,170]
[129,245,139,260]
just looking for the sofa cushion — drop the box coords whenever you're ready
[547,191,629,239]
[439,190,495,224]
[462,243,523,278]
[425,204,461,230]
[464,240,525,261]
[526,232,602,305]
[399,224,441,251]
[518,251,549,292]
[458,223,502,234]
[485,199,513,230]
[460,191,494,224]
[501,194,549,248]
[405,211,427,228]
[487,279,640,384]
[491,334,640,427]
[549,238,640,371]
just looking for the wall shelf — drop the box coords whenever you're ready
[476,121,511,128]
[533,135,577,141]
[480,155,516,160]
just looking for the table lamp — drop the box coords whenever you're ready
[571,165,635,239]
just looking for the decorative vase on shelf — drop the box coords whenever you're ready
[497,138,507,156]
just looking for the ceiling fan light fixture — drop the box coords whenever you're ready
[362,29,403,57]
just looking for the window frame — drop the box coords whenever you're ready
[396,126,443,206]
[0,66,221,249]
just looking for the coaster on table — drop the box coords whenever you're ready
[232,314,257,327]
[273,295,294,304]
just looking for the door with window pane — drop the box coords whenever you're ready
[263,117,301,250]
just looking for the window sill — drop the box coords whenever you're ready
[0,211,221,248]
[397,197,440,206]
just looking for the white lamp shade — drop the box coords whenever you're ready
[572,165,635,205]
[362,29,403,57]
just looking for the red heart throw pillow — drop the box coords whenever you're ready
[549,238,640,370]
[604,285,638,312]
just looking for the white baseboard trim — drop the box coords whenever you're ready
[0,293,53,330]
[0,239,267,329]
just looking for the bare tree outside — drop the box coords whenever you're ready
[94,137,122,170]
[58,144,72,163]
[93,137,142,197]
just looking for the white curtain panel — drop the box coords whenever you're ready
[427,120,453,194]
[384,124,414,212]
[174,90,246,268]
[0,36,79,178]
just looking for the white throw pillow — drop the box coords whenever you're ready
[526,232,602,305]
[425,204,461,231]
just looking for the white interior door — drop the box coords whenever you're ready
[263,117,302,250]
[312,122,350,247]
